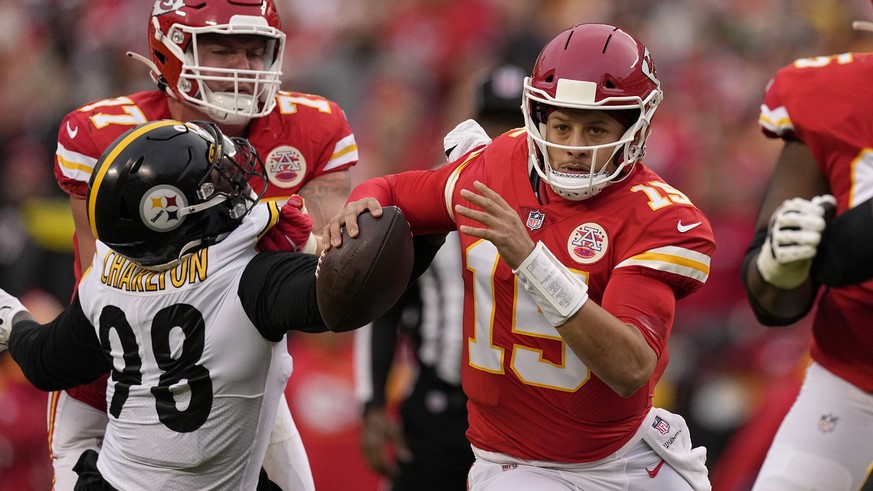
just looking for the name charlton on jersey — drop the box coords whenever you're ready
[99,249,209,291]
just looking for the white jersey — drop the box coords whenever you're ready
[76,203,291,490]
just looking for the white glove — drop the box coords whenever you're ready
[443,119,491,162]
[756,194,836,289]
[0,288,30,352]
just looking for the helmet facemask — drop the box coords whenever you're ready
[139,121,267,269]
[184,120,266,219]
[523,78,661,201]
[155,15,285,125]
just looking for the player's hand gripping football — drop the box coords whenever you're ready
[258,195,319,254]
[757,194,836,289]
[322,198,383,251]
[0,288,31,352]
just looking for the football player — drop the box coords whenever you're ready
[2,120,364,490]
[741,13,873,491]
[328,24,714,490]
[51,1,358,489]
[356,64,527,490]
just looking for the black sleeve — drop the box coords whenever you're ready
[238,251,327,341]
[8,294,110,391]
[811,197,873,286]
[409,233,446,285]
[741,228,816,326]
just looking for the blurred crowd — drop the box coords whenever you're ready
[1,0,872,489]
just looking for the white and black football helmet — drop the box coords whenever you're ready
[87,119,266,268]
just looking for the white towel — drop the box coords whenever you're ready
[444,119,492,162]
[642,407,712,491]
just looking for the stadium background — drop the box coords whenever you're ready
[0,1,870,489]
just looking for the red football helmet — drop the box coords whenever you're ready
[523,23,662,200]
[145,0,286,125]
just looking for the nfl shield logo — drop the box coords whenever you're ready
[818,414,838,433]
[526,210,545,230]
[652,416,670,435]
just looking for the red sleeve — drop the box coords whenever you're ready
[348,163,462,236]
[759,68,792,140]
[54,111,103,198]
[601,273,675,358]
[311,98,358,175]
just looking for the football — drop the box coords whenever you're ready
[316,206,414,332]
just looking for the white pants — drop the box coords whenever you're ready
[261,400,316,491]
[48,391,107,491]
[48,391,314,491]
[752,361,873,491]
[468,407,710,491]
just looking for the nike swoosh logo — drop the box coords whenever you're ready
[677,221,701,233]
[66,121,78,139]
[647,459,665,478]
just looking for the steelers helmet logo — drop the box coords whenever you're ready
[265,145,306,188]
[140,184,189,232]
[567,222,608,264]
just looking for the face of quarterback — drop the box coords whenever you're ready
[543,108,627,176]
[196,34,270,95]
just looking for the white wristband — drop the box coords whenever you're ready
[513,241,589,327]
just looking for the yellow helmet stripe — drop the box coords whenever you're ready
[88,120,181,239]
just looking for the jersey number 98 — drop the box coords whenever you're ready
[98,304,213,433]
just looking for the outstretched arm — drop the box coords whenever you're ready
[3,292,109,391]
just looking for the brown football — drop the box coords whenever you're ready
[316,206,414,332]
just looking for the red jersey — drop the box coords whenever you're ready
[53,89,357,410]
[350,130,714,462]
[759,53,873,392]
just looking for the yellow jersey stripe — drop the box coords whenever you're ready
[615,245,711,282]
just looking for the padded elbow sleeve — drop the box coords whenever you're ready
[812,198,873,287]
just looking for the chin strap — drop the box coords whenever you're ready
[127,51,169,93]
